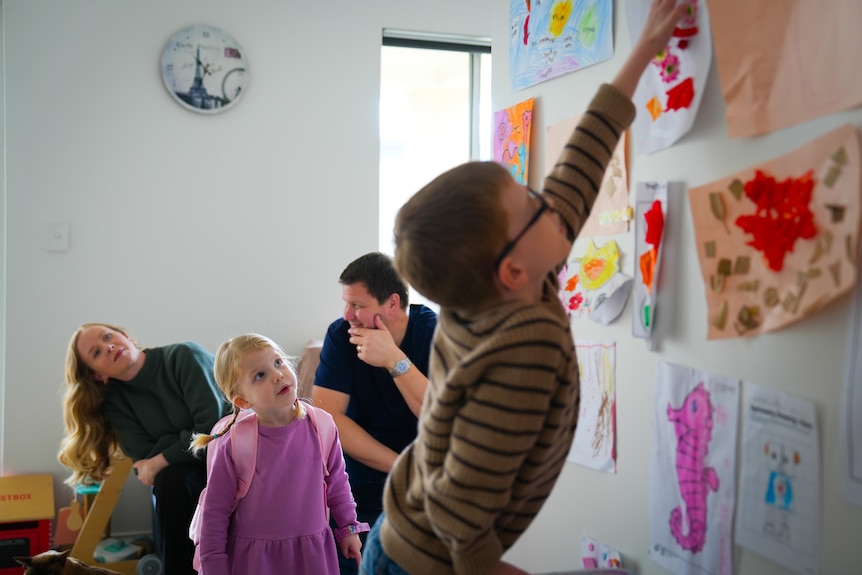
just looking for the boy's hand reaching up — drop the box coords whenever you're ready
[613,0,691,98]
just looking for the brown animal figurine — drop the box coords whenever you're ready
[13,549,123,575]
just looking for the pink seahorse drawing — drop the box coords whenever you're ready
[667,382,719,553]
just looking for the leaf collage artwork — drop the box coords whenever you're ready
[689,124,861,340]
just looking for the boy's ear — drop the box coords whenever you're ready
[497,256,529,292]
[233,397,251,410]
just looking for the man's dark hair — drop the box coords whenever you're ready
[340,252,409,309]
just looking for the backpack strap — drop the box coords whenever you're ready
[229,410,259,501]
[305,404,334,477]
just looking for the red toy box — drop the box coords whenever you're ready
[0,474,54,574]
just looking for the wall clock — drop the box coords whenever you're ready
[160,25,249,114]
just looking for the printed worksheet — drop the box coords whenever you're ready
[735,383,821,575]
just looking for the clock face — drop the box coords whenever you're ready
[161,25,249,114]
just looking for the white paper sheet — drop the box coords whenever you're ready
[649,361,739,575]
[559,239,633,325]
[581,535,623,569]
[568,340,616,473]
[841,259,862,508]
[626,0,712,155]
[632,182,668,350]
[735,383,821,575]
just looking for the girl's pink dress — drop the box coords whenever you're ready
[199,409,358,575]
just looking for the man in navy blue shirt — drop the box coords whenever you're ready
[312,252,437,575]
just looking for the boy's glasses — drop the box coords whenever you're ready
[495,188,551,273]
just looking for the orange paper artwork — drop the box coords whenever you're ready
[710,0,862,138]
[689,124,861,340]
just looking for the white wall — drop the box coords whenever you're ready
[3,1,861,574]
[0,0,494,537]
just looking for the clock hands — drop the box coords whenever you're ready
[194,55,213,76]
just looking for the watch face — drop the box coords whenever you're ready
[161,25,249,114]
[393,358,411,376]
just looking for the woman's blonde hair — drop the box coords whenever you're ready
[58,323,134,487]
[189,333,303,454]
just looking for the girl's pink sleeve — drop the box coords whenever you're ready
[198,436,237,575]
[323,424,360,529]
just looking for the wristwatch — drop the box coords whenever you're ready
[389,357,412,378]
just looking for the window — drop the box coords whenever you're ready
[378,32,492,259]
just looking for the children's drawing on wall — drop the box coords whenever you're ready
[626,0,711,154]
[509,0,613,91]
[632,181,668,349]
[558,240,633,324]
[689,123,861,340]
[650,361,739,575]
[581,535,622,569]
[567,340,616,472]
[546,116,631,237]
[735,383,820,575]
[709,0,862,138]
[494,98,534,185]
[840,262,862,509]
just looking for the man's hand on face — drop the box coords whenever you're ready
[349,314,400,369]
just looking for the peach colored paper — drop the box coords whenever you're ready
[710,0,862,138]
[689,124,861,340]
[546,116,630,237]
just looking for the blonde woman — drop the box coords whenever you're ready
[59,323,229,575]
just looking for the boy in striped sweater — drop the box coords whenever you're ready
[362,2,690,574]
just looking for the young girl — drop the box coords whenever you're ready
[190,333,365,575]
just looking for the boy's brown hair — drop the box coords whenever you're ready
[394,161,511,312]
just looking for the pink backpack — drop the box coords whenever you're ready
[189,404,335,571]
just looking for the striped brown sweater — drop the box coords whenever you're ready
[380,83,636,575]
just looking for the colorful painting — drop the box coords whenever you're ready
[494,98,534,185]
[567,340,616,473]
[559,239,633,324]
[632,181,668,349]
[650,361,739,575]
[509,0,614,91]
[689,123,861,340]
[626,0,712,155]
[546,116,631,237]
[735,383,821,575]
[710,0,862,138]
